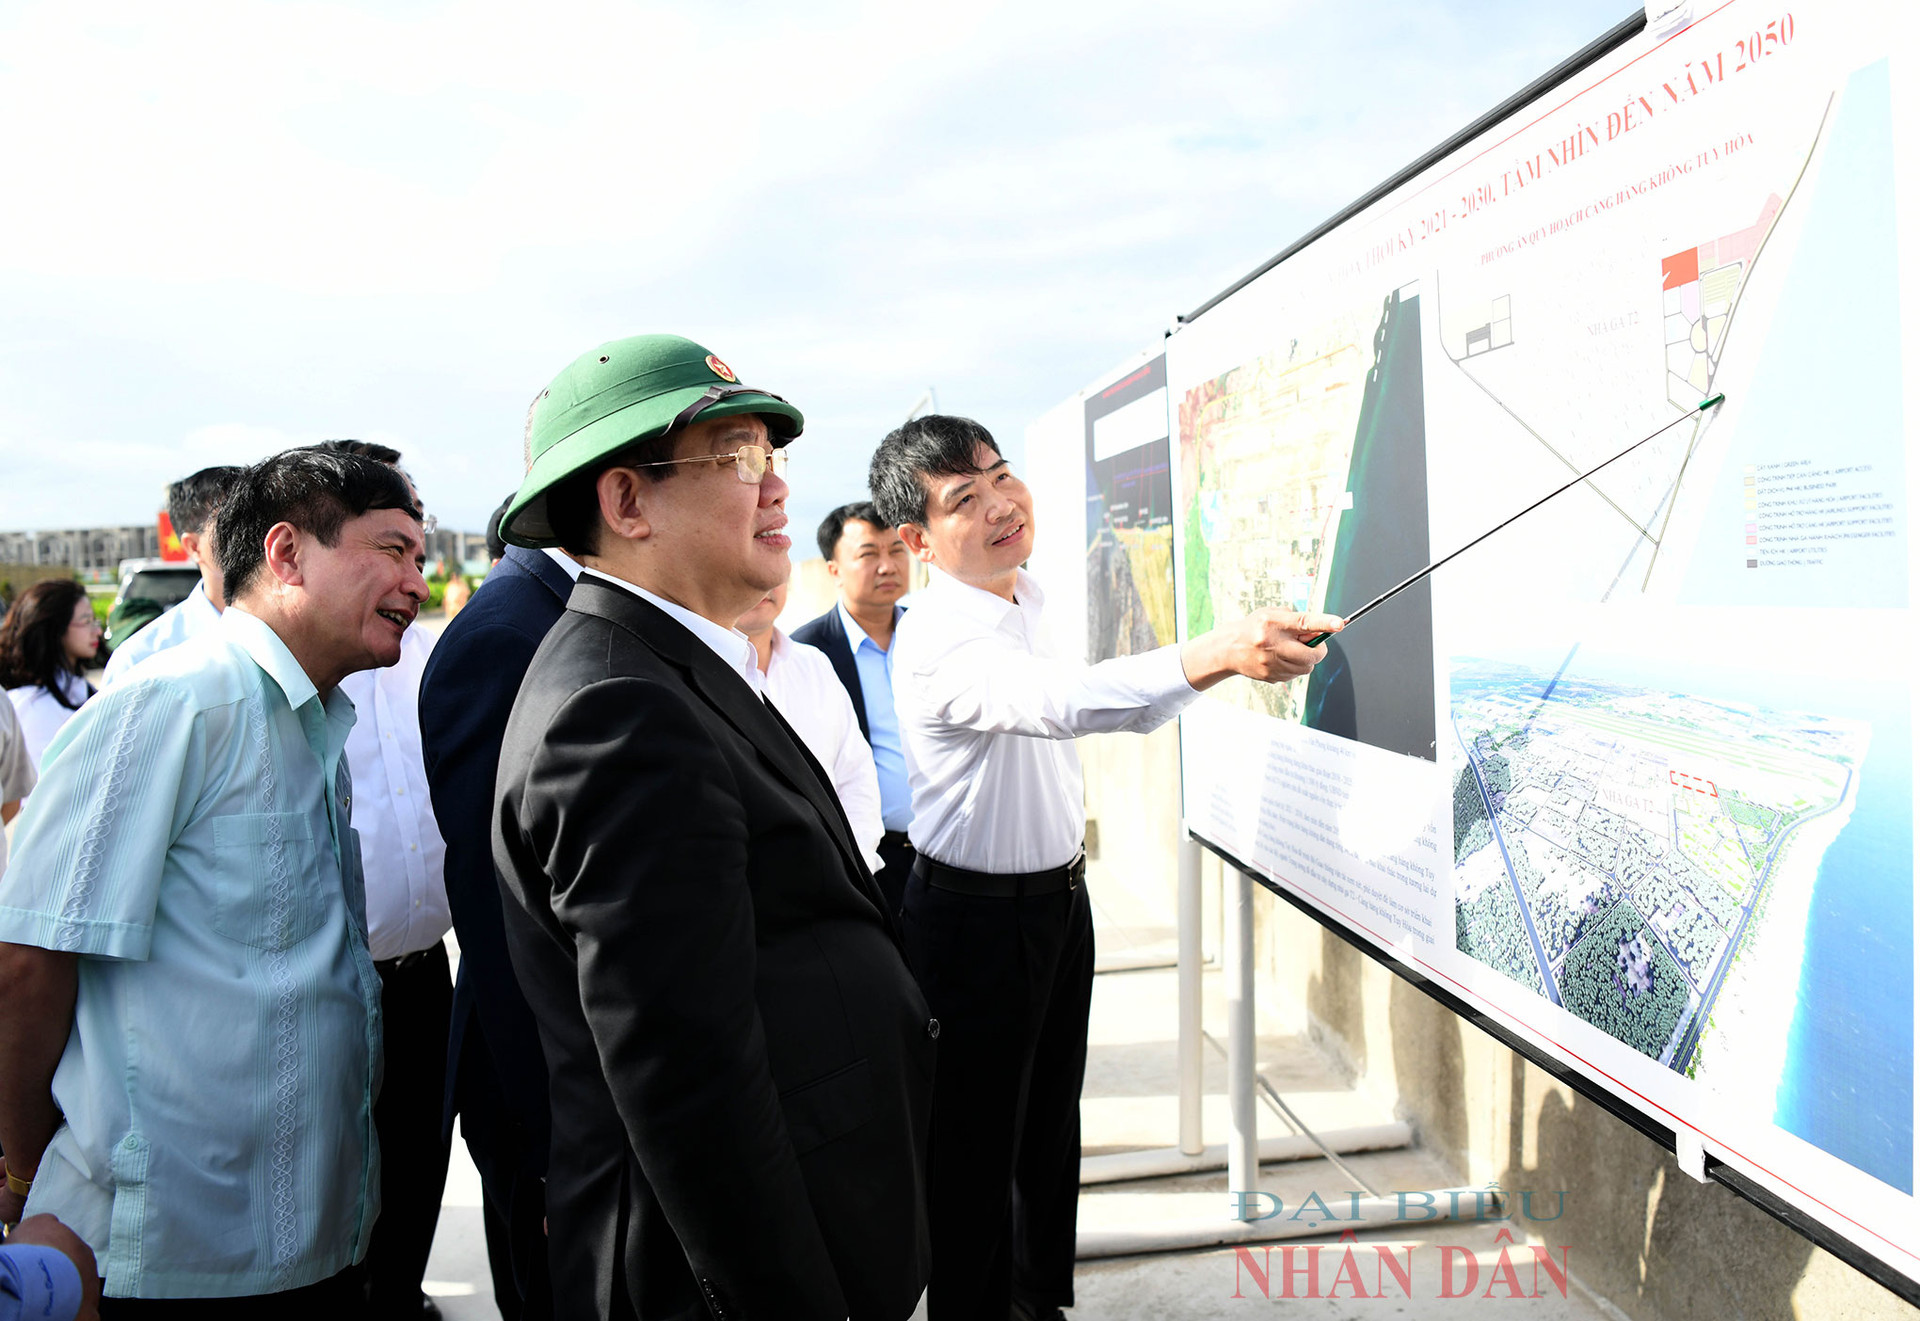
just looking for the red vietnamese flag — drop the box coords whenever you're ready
[158,511,188,562]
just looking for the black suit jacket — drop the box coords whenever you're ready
[420,544,570,1176]
[493,578,934,1321]
[792,607,868,742]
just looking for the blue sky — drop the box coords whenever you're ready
[0,0,1637,543]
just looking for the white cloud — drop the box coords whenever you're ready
[0,0,1637,539]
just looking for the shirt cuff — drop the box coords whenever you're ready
[0,1243,85,1321]
[0,908,151,961]
[1146,643,1204,707]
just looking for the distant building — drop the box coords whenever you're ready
[1,524,486,582]
[0,526,160,579]
[425,528,490,578]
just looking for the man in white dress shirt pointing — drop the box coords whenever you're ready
[868,415,1343,1321]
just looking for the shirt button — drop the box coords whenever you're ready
[396,787,405,796]
[926,1018,941,1040]
[409,843,417,851]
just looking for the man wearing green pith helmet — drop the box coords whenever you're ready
[490,334,935,1320]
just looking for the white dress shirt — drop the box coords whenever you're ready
[891,566,1199,873]
[0,693,33,880]
[764,629,886,873]
[337,626,451,961]
[101,580,221,687]
[6,671,91,776]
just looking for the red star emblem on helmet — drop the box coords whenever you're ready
[705,354,738,383]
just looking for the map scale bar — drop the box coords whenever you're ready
[1304,394,1726,647]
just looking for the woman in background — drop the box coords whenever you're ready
[0,580,101,774]
[0,694,33,882]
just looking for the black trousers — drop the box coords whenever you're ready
[100,1268,363,1319]
[365,941,453,1319]
[874,831,915,917]
[900,866,1095,1319]
[455,1034,552,1321]
[471,1143,551,1321]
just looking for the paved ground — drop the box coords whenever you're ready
[422,1141,497,1320]
[417,852,1610,1319]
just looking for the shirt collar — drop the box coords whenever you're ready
[925,565,1037,629]
[543,547,584,580]
[221,606,321,713]
[578,567,763,690]
[837,600,903,654]
[183,580,220,619]
[762,627,793,677]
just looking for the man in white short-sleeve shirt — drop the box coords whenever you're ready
[101,465,241,688]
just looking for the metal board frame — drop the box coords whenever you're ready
[1168,5,1919,1302]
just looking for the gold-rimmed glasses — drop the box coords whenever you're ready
[632,442,788,485]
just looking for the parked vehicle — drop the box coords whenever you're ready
[105,558,200,652]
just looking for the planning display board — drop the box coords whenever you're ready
[1074,0,1920,1293]
[1086,354,1176,661]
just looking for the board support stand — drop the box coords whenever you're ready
[1226,866,1258,1214]
[1177,832,1206,1156]
[1076,843,1467,1259]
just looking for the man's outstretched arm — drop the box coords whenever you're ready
[1180,608,1345,690]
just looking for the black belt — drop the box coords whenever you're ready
[375,946,438,972]
[913,850,1084,898]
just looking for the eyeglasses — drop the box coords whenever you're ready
[632,442,788,485]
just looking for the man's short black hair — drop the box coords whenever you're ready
[486,494,513,563]
[219,447,422,600]
[544,430,682,560]
[167,466,244,538]
[867,415,1002,530]
[315,438,403,465]
[815,500,888,560]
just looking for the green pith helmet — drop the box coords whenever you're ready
[501,334,804,547]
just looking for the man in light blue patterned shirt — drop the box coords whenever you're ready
[0,448,428,1317]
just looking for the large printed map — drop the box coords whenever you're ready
[1181,312,1373,722]
[1181,291,1438,759]
[1157,5,1917,1269]
[1451,658,1865,1073]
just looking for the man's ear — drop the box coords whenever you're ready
[595,468,654,545]
[178,530,203,561]
[896,521,936,565]
[261,522,304,587]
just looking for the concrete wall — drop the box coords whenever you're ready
[1080,732,1919,1321]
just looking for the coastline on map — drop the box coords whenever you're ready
[1687,765,1861,1104]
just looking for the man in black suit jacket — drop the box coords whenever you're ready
[420,538,574,1321]
[492,334,935,1320]
[790,501,915,912]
